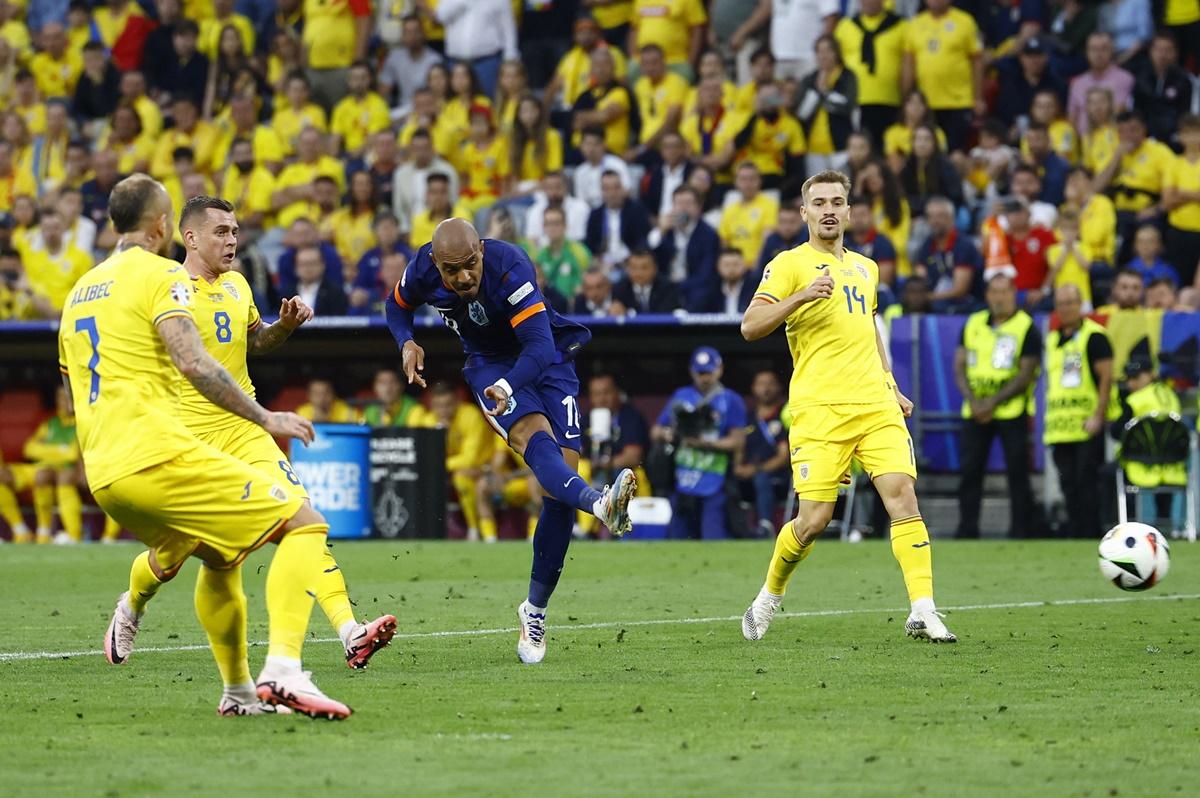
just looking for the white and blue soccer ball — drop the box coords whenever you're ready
[1098,522,1171,591]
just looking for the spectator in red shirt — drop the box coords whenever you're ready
[991,197,1057,309]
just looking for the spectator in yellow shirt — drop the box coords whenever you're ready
[1045,209,1094,309]
[494,60,528,132]
[631,43,689,157]
[327,171,380,279]
[397,87,460,165]
[630,0,707,76]
[29,22,81,100]
[212,95,285,174]
[719,162,779,264]
[429,380,494,542]
[1164,114,1200,286]
[834,0,907,149]
[273,72,329,158]
[331,61,391,159]
[11,71,46,136]
[509,95,564,193]
[545,16,628,109]
[22,208,92,318]
[302,0,372,111]
[457,105,510,217]
[117,70,163,139]
[199,0,256,58]
[272,127,346,229]
[1081,86,1118,175]
[1094,110,1174,258]
[901,0,984,152]
[1064,165,1117,268]
[719,82,805,189]
[1023,89,1078,166]
[26,99,70,189]
[883,90,948,175]
[410,172,473,249]
[93,0,146,49]
[5,385,85,544]
[150,96,216,179]
[219,138,275,234]
[296,377,358,423]
[100,103,154,175]
[570,47,633,157]
[443,62,493,149]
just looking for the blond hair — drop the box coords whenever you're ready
[801,170,852,204]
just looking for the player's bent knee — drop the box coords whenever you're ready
[281,502,327,535]
[507,413,553,455]
[55,469,74,486]
[793,502,837,542]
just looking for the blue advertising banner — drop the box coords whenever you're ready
[290,424,372,539]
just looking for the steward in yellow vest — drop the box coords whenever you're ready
[1044,284,1114,538]
[952,274,1043,538]
[1112,357,1186,489]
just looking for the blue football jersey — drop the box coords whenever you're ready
[394,239,591,363]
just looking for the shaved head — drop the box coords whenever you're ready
[431,217,484,298]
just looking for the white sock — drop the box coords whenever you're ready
[591,496,604,517]
[338,619,359,647]
[13,522,29,536]
[525,601,547,615]
[223,682,257,703]
[36,526,50,538]
[758,586,783,602]
[119,596,141,621]
[262,655,302,676]
[911,597,936,615]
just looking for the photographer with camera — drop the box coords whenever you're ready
[651,347,748,540]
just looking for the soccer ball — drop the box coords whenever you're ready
[1098,522,1171,591]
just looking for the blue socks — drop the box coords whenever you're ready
[528,498,575,608]
[522,431,601,513]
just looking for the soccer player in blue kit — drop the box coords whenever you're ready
[386,218,637,664]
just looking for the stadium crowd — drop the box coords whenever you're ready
[4,0,1200,542]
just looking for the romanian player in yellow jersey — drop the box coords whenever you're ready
[59,175,355,718]
[108,195,396,676]
[739,170,956,644]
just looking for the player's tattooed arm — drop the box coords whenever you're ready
[158,316,315,443]
[248,298,313,355]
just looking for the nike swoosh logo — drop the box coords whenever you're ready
[565,432,581,439]
[563,477,578,489]
[781,556,801,564]
[912,541,930,548]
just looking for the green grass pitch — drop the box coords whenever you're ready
[1,540,1197,798]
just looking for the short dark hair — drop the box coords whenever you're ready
[627,247,655,263]
[543,205,566,222]
[426,172,450,187]
[171,146,195,162]
[581,126,606,142]
[1148,276,1176,292]
[373,212,399,228]
[1011,163,1040,180]
[108,175,166,234]
[82,41,104,54]
[639,43,664,58]
[750,46,774,65]
[671,185,700,203]
[719,247,744,260]
[1116,267,1144,283]
[175,18,199,37]
[179,195,234,233]
[600,169,622,181]
[1116,110,1146,127]
[410,127,432,143]
[313,175,338,188]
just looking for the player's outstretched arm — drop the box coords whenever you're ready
[741,269,835,341]
[157,315,315,444]
[247,297,314,355]
[385,287,427,388]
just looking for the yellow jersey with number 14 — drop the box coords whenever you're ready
[58,246,199,490]
[754,242,893,411]
[177,270,261,435]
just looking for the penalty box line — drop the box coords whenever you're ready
[1,592,1198,663]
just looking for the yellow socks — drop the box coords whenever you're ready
[195,565,251,686]
[56,484,83,542]
[32,484,54,532]
[479,517,498,542]
[127,551,165,614]
[765,522,814,596]
[0,484,25,533]
[315,544,356,633]
[890,515,934,605]
[265,523,328,660]
[453,473,481,533]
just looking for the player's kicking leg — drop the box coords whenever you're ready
[500,413,636,665]
[873,473,956,643]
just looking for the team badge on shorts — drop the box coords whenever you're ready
[799,463,809,480]
[468,301,489,326]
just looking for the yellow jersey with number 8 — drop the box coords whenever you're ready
[754,242,893,411]
[177,270,261,435]
[58,246,199,490]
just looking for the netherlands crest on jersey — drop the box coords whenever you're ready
[468,301,489,326]
[221,280,240,301]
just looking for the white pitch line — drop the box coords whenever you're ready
[2,592,1198,663]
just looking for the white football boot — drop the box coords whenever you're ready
[905,609,957,643]
[594,468,637,537]
[103,592,141,664]
[741,588,782,641]
[516,600,547,664]
[218,696,294,717]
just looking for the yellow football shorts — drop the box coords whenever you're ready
[92,444,305,573]
[199,420,309,502]
[789,401,917,502]
[3,463,44,490]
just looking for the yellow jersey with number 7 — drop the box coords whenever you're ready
[58,246,200,490]
[176,270,262,435]
[754,242,893,411]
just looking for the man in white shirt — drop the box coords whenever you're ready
[431,0,518,98]
[573,127,632,209]
[731,0,840,81]
[393,128,458,235]
[524,172,590,248]
[379,14,444,116]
